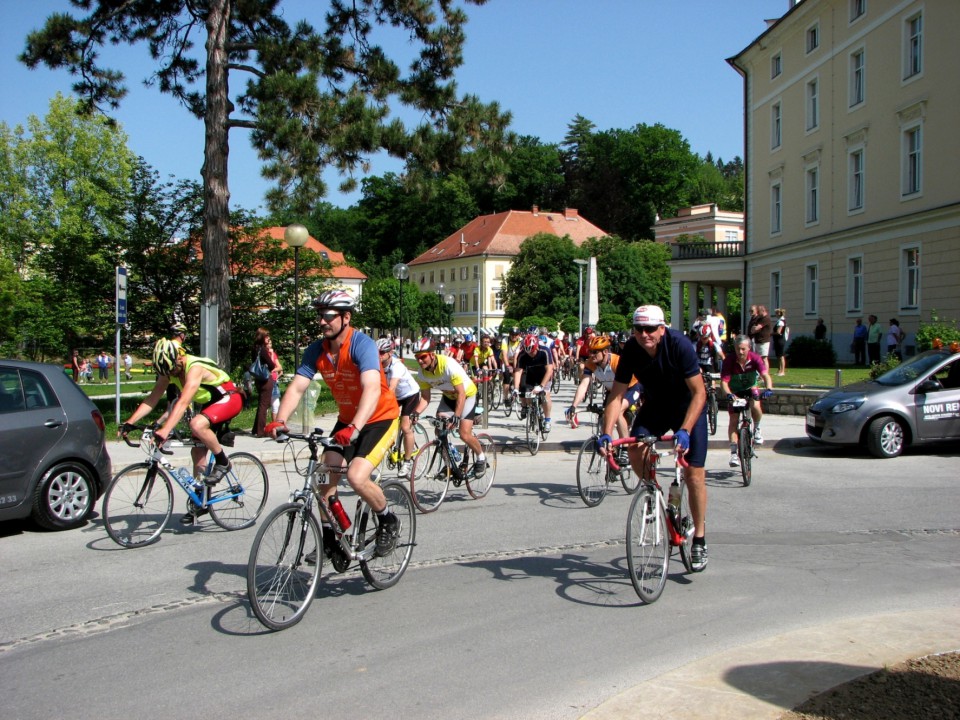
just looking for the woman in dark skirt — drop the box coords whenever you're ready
[251,327,277,437]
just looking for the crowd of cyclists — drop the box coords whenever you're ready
[123,299,778,574]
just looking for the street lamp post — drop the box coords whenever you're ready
[285,223,310,369]
[573,258,588,336]
[444,293,456,338]
[393,262,409,357]
[436,283,445,340]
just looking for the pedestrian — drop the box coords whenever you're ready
[70,350,81,383]
[268,335,282,420]
[867,315,882,365]
[814,318,827,341]
[96,351,110,382]
[852,319,868,366]
[886,319,905,361]
[250,327,277,437]
[749,305,773,368]
[123,352,133,380]
[772,308,788,376]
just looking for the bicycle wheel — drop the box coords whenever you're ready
[102,463,173,548]
[575,438,607,507]
[503,388,515,418]
[360,481,416,589]
[247,502,322,631]
[618,448,639,494]
[490,377,502,410]
[466,433,497,499]
[707,392,718,436]
[209,452,269,530]
[676,468,696,573]
[526,406,541,455]
[626,488,669,604]
[409,440,449,513]
[738,425,753,487]
[551,372,561,394]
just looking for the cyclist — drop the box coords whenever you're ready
[460,333,479,374]
[598,305,710,571]
[378,338,422,476]
[121,338,243,524]
[266,290,401,558]
[720,335,774,467]
[512,333,555,432]
[412,337,488,477]
[500,327,522,412]
[567,334,641,444]
[576,327,595,378]
[472,332,498,375]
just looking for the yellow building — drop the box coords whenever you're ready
[729,0,960,356]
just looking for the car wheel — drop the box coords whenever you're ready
[866,416,905,459]
[31,462,97,530]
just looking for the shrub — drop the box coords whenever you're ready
[785,336,837,367]
[914,309,960,352]
[869,353,901,380]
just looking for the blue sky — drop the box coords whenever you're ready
[0,0,785,213]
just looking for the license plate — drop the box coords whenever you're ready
[806,412,816,427]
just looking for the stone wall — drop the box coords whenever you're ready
[762,388,828,416]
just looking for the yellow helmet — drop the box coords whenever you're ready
[153,338,183,375]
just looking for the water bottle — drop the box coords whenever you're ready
[449,444,463,464]
[668,482,682,511]
[174,467,193,489]
[328,494,351,531]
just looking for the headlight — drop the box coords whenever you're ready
[831,399,865,414]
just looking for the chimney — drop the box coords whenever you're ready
[564,208,579,220]
[532,205,539,215]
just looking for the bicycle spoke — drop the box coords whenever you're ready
[626,489,669,603]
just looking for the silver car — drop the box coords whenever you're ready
[806,349,960,458]
[0,360,112,529]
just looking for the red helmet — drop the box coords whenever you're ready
[523,334,539,354]
[413,337,435,355]
[699,325,712,339]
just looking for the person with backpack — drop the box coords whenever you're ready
[250,327,278,437]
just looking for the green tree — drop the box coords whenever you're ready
[499,233,581,320]
[582,236,670,316]
[22,0,511,367]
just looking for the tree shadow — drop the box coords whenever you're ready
[497,480,585,509]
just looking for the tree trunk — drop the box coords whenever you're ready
[202,0,232,368]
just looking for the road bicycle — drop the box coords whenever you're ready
[703,370,720,436]
[102,425,269,548]
[550,366,562,394]
[730,397,756,486]
[475,366,501,411]
[575,431,639,506]
[606,435,695,604]
[408,415,497,513]
[247,429,416,631]
[501,370,517,418]
[560,355,576,382]
[519,388,548,455]
[377,416,429,480]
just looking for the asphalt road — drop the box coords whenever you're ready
[1,389,958,719]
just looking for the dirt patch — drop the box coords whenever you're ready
[779,651,960,720]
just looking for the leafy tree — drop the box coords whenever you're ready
[22,0,511,367]
[352,277,422,339]
[499,234,582,321]
[582,236,670,316]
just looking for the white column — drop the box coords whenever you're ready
[686,282,699,329]
[671,280,684,330]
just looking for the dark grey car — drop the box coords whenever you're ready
[0,360,112,529]
[806,349,960,458]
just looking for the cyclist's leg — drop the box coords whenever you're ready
[340,419,397,512]
[399,393,420,462]
[681,411,709,543]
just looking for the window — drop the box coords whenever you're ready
[805,165,819,225]
[850,49,865,107]
[460,266,467,281]
[901,245,920,311]
[902,123,922,196]
[493,291,503,312]
[805,264,819,315]
[440,269,445,283]
[806,23,820,53]
[429,270,434,284]
[472,291,478,312]
[771,271,782,312]
[771,102,782,149]
[459,292,468,312]
[806,78,819,131]
[849,147,865,211]
[850,0,866,21]
[770,182,782,234]
[904,12,923,79]
[771,52,782,79]
[724,229,739,242]
[473,264,479,280]
[848,256,863,312]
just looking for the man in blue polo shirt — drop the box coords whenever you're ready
[599,305,709,571]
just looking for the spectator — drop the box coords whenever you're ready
[250,327,277,437]
[749,306,773,367]
[70,350,81,383]
[96,351,110,382]
[867,315,883,365]
[852,319,868,366]
[886,319,906,361]
[772,308,788,376]
[814,318,827,341]
[123,352,133,380]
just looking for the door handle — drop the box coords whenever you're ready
[44,420,63,428]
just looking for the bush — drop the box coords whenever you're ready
[914,309,960,352]
[785,336,837,367]
[869,353,901,380]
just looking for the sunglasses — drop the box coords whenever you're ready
[633,324,661,335]
[318,310,341,323]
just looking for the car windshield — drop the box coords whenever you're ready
[874,351,948,387]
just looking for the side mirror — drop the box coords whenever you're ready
[915,379,942,394]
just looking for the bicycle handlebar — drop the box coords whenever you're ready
[120,424,173,454]
[601,434,690,472]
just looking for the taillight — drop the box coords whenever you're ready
[91,409,106,433]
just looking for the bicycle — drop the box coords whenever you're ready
[550,367,561,394]
[607,435,695,604]
[501,370,516,418]
[377,416,429,480]
[575,431,639,506]
[729,397,756,486]
[247,429,416,631]
[475,366,501,411]
[102,425,269,548]
[703,370,720,436]
[408,415,497,513]
[520,388,548,455]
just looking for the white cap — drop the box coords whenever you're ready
[632,305,666,326]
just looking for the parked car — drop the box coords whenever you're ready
[806,348,960,458]
[0,360,112,529]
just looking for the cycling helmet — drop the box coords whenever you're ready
[413,337,435,355]
[153,338,182,376]
[508,326,520,336]
[376,338,395,353]
[527,326,538,335]
[170,322,187,336]
[464,333,473,343]
[311,290,355,311]
[698,325,712,339]
[589,335,611,352]
[523,334,539,354]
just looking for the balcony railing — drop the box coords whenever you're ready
[670,241,744,260]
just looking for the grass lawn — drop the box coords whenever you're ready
[775,365,872,388]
